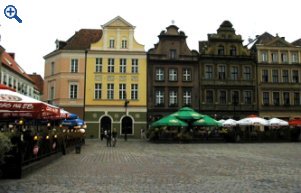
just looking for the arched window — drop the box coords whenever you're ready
[217,45,224,55]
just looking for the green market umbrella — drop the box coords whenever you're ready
[151,116,188,128]
[171,107,204,120]
[193,115,222,127]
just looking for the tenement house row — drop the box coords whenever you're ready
[43,16,301,139]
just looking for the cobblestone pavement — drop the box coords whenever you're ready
[0,139,301,193]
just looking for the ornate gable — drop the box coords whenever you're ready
[102,16,134,28]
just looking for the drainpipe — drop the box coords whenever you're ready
[83,50,88,121]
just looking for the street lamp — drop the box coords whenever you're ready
[233,95,238,120]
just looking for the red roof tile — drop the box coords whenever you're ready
[1,51,34,83]
[60,29,102,50]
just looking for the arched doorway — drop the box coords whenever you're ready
[121,116,133,135]
[100,116,112,138]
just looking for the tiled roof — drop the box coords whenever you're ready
[1,51,34,83]
[292,38,301,46]
[60,29,102,50]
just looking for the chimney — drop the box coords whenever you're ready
[8,53,15,59]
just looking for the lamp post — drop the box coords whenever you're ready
[233,95,238,120]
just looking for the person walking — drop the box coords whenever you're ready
[106,130,111,147]
[112,128,118,147]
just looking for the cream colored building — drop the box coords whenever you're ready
[249,33,301,120]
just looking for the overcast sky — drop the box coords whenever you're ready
[0,0,300,77]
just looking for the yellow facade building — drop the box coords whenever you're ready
[85,16,147,138]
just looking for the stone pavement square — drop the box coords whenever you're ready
[0,139,301,193]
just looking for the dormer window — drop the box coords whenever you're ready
[217,45,224,55]
[170,49,176,59]
[109,39,115,48]
[230,46,236,56]
[121,39,127,49]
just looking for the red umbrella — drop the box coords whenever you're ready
[288,118,301,126]
[0,87,60,119]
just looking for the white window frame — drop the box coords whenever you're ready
[109,39,115,48]
[95,58,102,72]
[107,84,114,99]
[131,84,138,100]
[108,58,114,73]
[95,83,102,99]
[69,83,78,99]
[155,68,164,81]
[155,90,164,106]
[119,84,126,100]
[120,58,127,73]
[169,68,177,81]
[183,90,192,106]
[169,90,178,106]
[183,68,191,81]
[131,59,138,73]
[71,59,78,73]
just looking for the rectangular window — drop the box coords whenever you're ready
[131,59,138,73]
[244,91,252,105]
[261,51,268,62]
[131,84,138,100]
[271,52,278,63]
[231,66,238,80]
[169,68,178,81]
[50,86,55,100]
[282,70,289,83]
[281,53,288,63]
[183,90,192,106]
[243,66,251,80]
[273,92,280,106]
[219,90,227,104]
[119,84,126,100]
[120,58,126,73]
[283,92,290,106]
[107,84,114,99]
[262,70,268,82]
[263,92,269,106]
[71,59,78,73]
[294,92,300,105]
[170,49,176,59]
[292,53,299,63]
[155,68,164,81]
[218,65,226,80]
[272,69,279,83]
[51,62,55,75]
[206,90,213,104]
[121,40,127,48]
[182,68,191,81]
[169,90,178,106]
[109,39,115,48]
[155,90,164,106]
[69,84,78,99]
[232,91,239,105]
[292,70,299,83]
[108,58,114,73]
[95,58,102,72]
[95,83,102,99]
[205,65,213,79]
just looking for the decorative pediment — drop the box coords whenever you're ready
[102,16,134,28]
[266,38,294,47]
